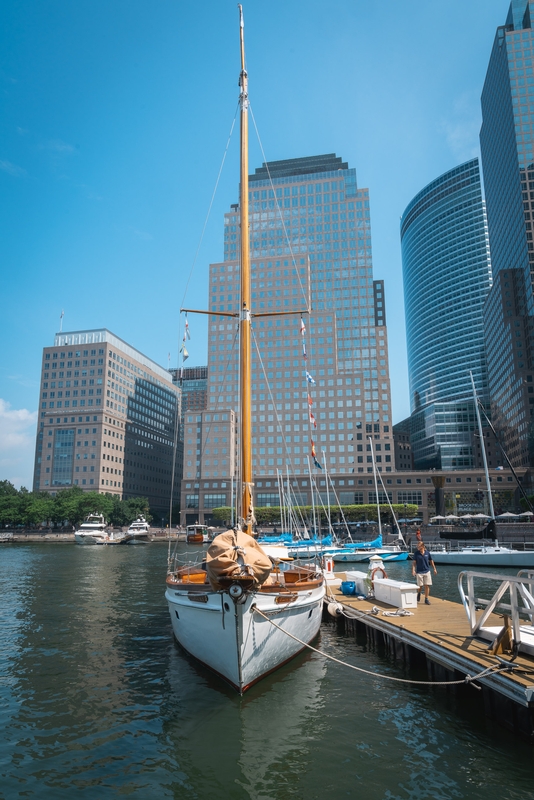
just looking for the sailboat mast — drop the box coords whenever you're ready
[369,437,382,537]
[470,371,495,522]
[238,5,252,531]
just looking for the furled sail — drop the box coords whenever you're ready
[206,529,272,591]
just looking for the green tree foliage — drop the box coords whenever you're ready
[0,484,153,528]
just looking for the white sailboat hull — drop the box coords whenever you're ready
[431,547,534,567]
[165,583,325,692]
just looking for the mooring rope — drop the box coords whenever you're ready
[252,606,510,687]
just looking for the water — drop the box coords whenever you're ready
[1,544,533,799]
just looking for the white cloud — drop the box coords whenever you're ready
[40,138,76,154]
[0,159,27,178]
[129,226,153,241]
[0,399,37,489]
[440,92,482,163]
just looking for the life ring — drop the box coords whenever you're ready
[370,566,387,583]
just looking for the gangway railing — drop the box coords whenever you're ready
[458,570,534,655]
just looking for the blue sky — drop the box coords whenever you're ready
[0,0,507,488]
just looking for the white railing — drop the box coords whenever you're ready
[458,570,534,653]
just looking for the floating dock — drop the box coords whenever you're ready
[324,581,534,740]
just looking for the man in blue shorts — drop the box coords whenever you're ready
[412,541,437,605]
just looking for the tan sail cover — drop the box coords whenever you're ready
[206,529,272,592]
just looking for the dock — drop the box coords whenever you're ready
[325,580,534,740]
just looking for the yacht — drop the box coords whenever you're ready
[127,516,151,542]
[74,514,109,545]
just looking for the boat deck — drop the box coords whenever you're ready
[326,578,534,737]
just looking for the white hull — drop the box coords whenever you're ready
[333,548,409,563]
[75,533,107,545]
[431,547,534,567]
[165,583,325,692]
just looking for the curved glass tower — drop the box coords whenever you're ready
[400,159,492,469]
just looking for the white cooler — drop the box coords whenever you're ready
[373,578,418,609]
[345,570,369,596]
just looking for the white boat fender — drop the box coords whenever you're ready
[327,601,343,617]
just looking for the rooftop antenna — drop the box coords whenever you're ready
[59,310,64,332]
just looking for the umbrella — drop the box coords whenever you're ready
[430,515,447,521]
[518,511,534,517]
[445,514,459,520]
[459,514,473,519]
[496,512,518,518]
[472,513,491,519]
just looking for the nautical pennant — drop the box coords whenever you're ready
[307,394,313,407]
[309,411,317,428]
[306,371,315,385]
[180,346,189,361]
[302,342,307,360]
[313,457,323,470]
[311,439,316,458]
[300,317,306,336]
[185,317,191,340]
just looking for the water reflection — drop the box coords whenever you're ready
[0,544,533,800]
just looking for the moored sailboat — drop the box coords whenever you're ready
[165,7,325,693]
[432,372,534,567]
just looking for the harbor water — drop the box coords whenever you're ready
[1,543,533,799]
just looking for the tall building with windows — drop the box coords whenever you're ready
[400,159,493,469]
[480,0,534,466]
[181,153,393,524]
[170,365,208,433]
[33,329,181,518]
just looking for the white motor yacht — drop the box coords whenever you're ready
[127,516,151,542]
[74,513,108,545]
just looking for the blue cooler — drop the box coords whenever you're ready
[340,581,356,596]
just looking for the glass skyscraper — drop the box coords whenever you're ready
[400,159,492,470]
[480,0,534,467]
[181,154,393,523]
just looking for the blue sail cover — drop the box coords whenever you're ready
[346,535,382,550]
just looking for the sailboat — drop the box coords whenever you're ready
[165,7,325,693]
[332,438,409,563]
[431,372,534,567]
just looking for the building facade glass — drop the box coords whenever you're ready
[400,159,492,469]
[480,0,534,466]
[33,329,181,519]
[181,154,393,523]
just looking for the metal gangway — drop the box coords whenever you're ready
[458,569,534,656]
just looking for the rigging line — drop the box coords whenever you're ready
[320,450,352,537]
[250,326,301,480]
[252,607,505,687]
[193,322,240,485]
[476,399,534,515]
[168,349,186,563]
[249,104,310,310]
[179,104,239,312]
[284,468,309,533]
[377,467,405,543]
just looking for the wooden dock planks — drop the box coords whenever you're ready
[327,582,534,709]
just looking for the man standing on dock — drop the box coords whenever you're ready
[412,541,437,605]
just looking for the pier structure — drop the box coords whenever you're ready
[325,577,534,740]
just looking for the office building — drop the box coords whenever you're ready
[393,419,414,471]
[33,329,181,518]
[170,365,208,434]
[480,0,534,466]
[400,159,493,469]
[181,154,393,524]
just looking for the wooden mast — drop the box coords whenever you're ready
[238,5,252,532]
